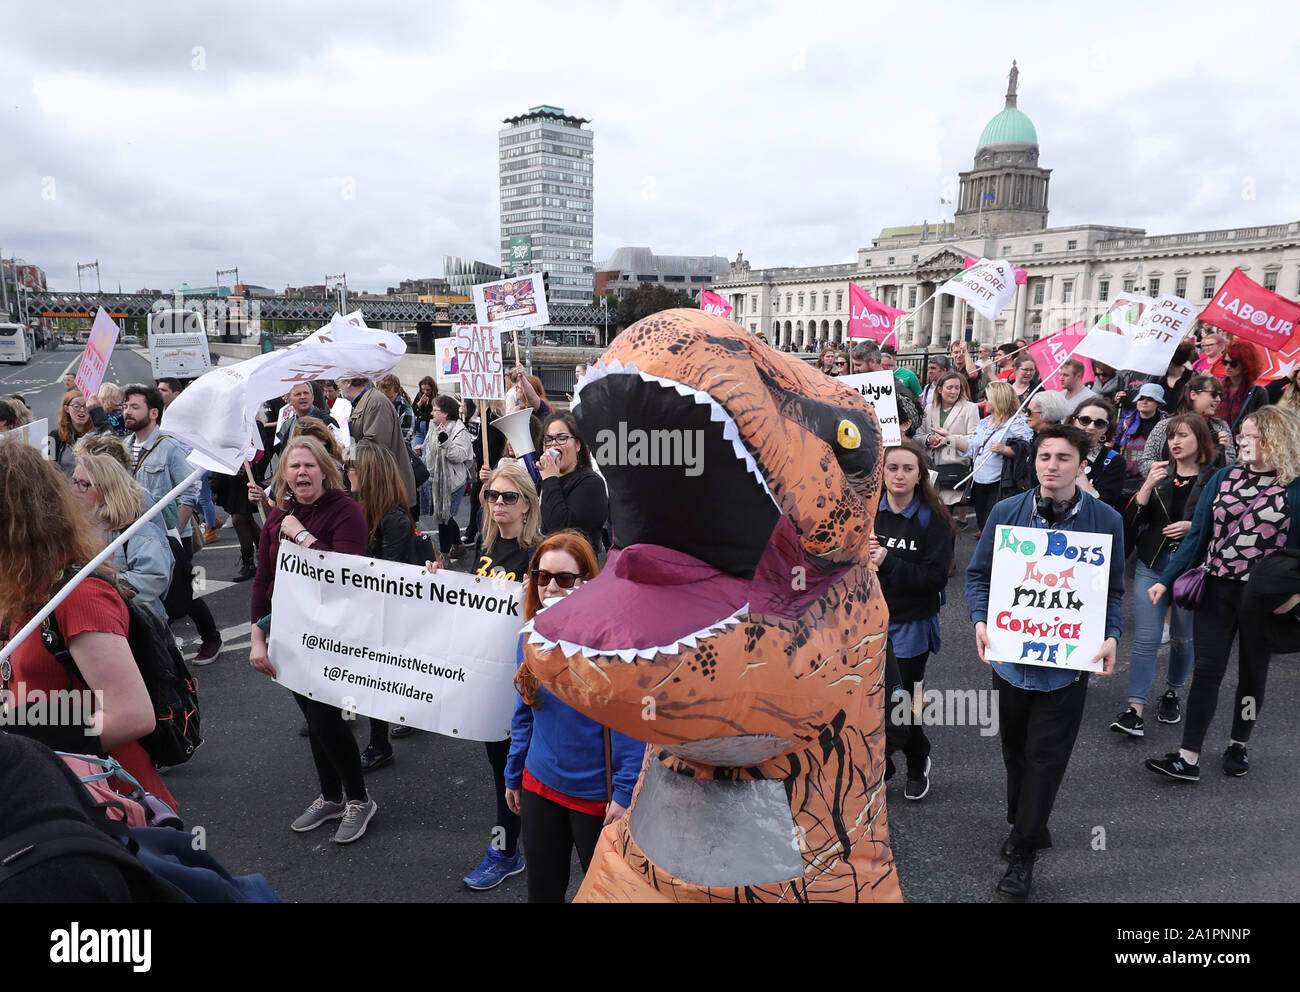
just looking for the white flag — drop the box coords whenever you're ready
[162,312,406,474]
[939,258,1018,321]
[1074,294,1195,376]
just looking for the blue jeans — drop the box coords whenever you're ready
[1127,554,1193,707]
[198,472,218,528]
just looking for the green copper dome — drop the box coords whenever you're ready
[978,105,1037,147]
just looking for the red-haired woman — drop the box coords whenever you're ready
[505,531,644,902]
[1216,340,1269,433]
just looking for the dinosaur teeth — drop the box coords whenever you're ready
[524,604,750,664]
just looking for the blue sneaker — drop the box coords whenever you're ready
[463,847,525,890]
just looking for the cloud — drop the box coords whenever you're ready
[2,0,1297,296]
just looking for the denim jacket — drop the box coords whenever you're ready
[132,427,201,538]
[966,488,1126,691]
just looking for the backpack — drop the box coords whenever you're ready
[42,570,203,768]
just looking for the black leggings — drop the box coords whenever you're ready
[164,538,220,641]
[520,787,605,903]
[294,694,367,803]
[485,739,520,857]
[887,650,932,776]
[971,481,1004,531]
[1183,575,1275,754]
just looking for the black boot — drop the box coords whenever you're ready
[232,546,257,583]
[996,849,1035,899]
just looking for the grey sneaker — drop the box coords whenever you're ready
[291,795,346,832]
[332,796,378,844]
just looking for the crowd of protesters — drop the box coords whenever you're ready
[3,319,1298,905]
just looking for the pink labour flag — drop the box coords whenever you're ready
[848,283,906,341]
[1199,268,1300,352]
[700,289,733,318]
[1027,322,1093,390]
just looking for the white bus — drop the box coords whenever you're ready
[0,323,35,364]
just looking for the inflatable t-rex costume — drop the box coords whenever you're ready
[524,309,901,902]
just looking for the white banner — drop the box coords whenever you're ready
[1073,293,1195,376]
[985,525,1112,673]
[1,417,49,457]
[471,272,550,330]
[836,370,901,446]
[939,258,1018,321]
[160,312,406,474]
[454,324,505,401]
[268,545,523,741]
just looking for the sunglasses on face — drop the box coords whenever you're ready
[531,568,585,589]
[542,433,573,446]
[1223,359,1240,368]
[1073,415,1108,429]
[484,489,521,505]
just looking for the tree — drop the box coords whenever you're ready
[611,284,699,331]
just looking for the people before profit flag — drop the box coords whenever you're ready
[1138,376,1235,477]
[965,424,1124,901]
[1114,414,1218,741]
[247,436,375,843]
[872,441,956,803]
[452,461,541,892]
[0,439,177,813]
[71,451,174,622]
[1144,407,1300,785]
[122,384,222,666]
[344,441,426,773]
[424,393,475,561]
[506,532,642,903]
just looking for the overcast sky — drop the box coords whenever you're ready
[3,0,1297,295]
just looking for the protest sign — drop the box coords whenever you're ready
[939,258,1018,321]
[985,525,1112,673]
[848,283,906,341]
[0,418,49,457]
[1199,267,1300,352]
[701,289,733,318]
[837,370,901,445]
[1074,293,1194,376]
[1027,322,1092,389]
[454,324,504,401]
[471,272,550,329]
[269,546,523,741]
[74,307,119,397]
[434,336,461,386]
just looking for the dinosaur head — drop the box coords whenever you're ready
[524,309,888,768]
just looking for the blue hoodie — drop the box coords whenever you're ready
[505,638,645,809]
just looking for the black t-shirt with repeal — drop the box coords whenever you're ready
[476,536,530,582]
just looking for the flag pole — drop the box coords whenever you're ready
[878,291,938,347]
[0,466,206,664]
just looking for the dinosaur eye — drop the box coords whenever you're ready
[837,420,861,450]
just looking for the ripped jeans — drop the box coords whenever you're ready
[1127,552,1193,707]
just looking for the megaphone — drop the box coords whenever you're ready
[490,407,536,457]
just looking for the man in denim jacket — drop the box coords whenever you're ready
[966,424,1125,900]
[122,384,223,665]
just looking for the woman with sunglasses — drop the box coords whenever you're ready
[506,531,643,902]
[432,462,542,890]
[1145,407,1300,782]
[1216,340,1269,433]
[538,412,609,552]
[1139,375,1235,477]
[1112,414,1218,739]
[1068,397,1126,514]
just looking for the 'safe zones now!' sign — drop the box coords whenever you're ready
[454,324,504,401]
